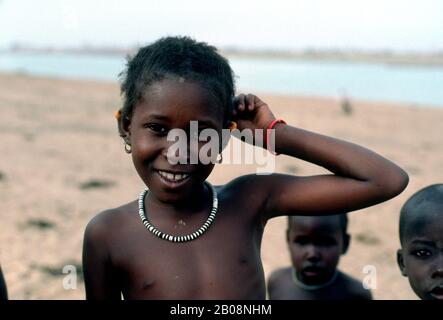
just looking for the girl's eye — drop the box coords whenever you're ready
[146,124,167,135]
[413,249,432,258]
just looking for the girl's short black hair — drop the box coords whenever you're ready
[119,36,236,131]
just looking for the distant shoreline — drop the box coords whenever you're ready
[1,46,443,67]
[1,70,441,110]
[223,50,443,67]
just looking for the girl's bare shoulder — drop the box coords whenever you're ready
[217,173,298,206]
[84,200,139,242]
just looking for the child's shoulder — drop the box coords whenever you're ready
[217,174,279,215]
[337,271,372,300]
[220,173,259,189]
[267,267,292,285]
[267,267,293,299]
[84,201,138,243]
[218,173,282,197]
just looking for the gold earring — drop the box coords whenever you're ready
[228,121,237,131]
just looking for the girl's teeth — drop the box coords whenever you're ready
[159,171,189,181]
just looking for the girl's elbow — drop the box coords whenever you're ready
[381,167,409,199]
[394,167,409,192]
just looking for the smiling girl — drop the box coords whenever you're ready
[82,36,408,299]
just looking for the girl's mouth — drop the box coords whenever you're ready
[156,170,191,188]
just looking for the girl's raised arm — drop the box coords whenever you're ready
[232,94,409,220]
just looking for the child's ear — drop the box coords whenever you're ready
[342,233,350,254]
[117,112,132,143]
[397,249,407,277]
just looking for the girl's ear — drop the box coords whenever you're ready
[397,249,407,277]
[116,110,131,142]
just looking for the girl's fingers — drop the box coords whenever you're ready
[232,97,237,115]
[234,93,258,114]
[238,94,246,111]
[234,94,241,112]
[247,94,255,111]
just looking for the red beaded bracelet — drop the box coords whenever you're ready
[265,119,287,155]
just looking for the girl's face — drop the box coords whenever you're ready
[126,78,225,203]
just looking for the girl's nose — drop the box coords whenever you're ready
[162,139,189,164]
[188,137,200,164]
[162,137,199,165]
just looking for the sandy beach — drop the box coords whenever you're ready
[0,72,442,300]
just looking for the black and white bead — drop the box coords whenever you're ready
[138,181,218,243]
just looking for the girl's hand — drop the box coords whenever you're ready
[232,94,276,132]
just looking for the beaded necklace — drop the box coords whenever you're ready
[138,181,218,243]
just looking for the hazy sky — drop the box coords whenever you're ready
[1,0,442,51]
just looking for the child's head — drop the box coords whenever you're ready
[117,37,235,201]
[119,36,235,132]
[397,184,443,300]
[287,214,350,285]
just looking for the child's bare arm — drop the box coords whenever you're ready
[82,213,121,300]
[233,94,409,219]
[263,123,409,217]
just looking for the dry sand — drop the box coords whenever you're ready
[0,72,442,299]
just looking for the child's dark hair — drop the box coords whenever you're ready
[118,36,236,133]
[288,213,349,237]
[399,184,443,245]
